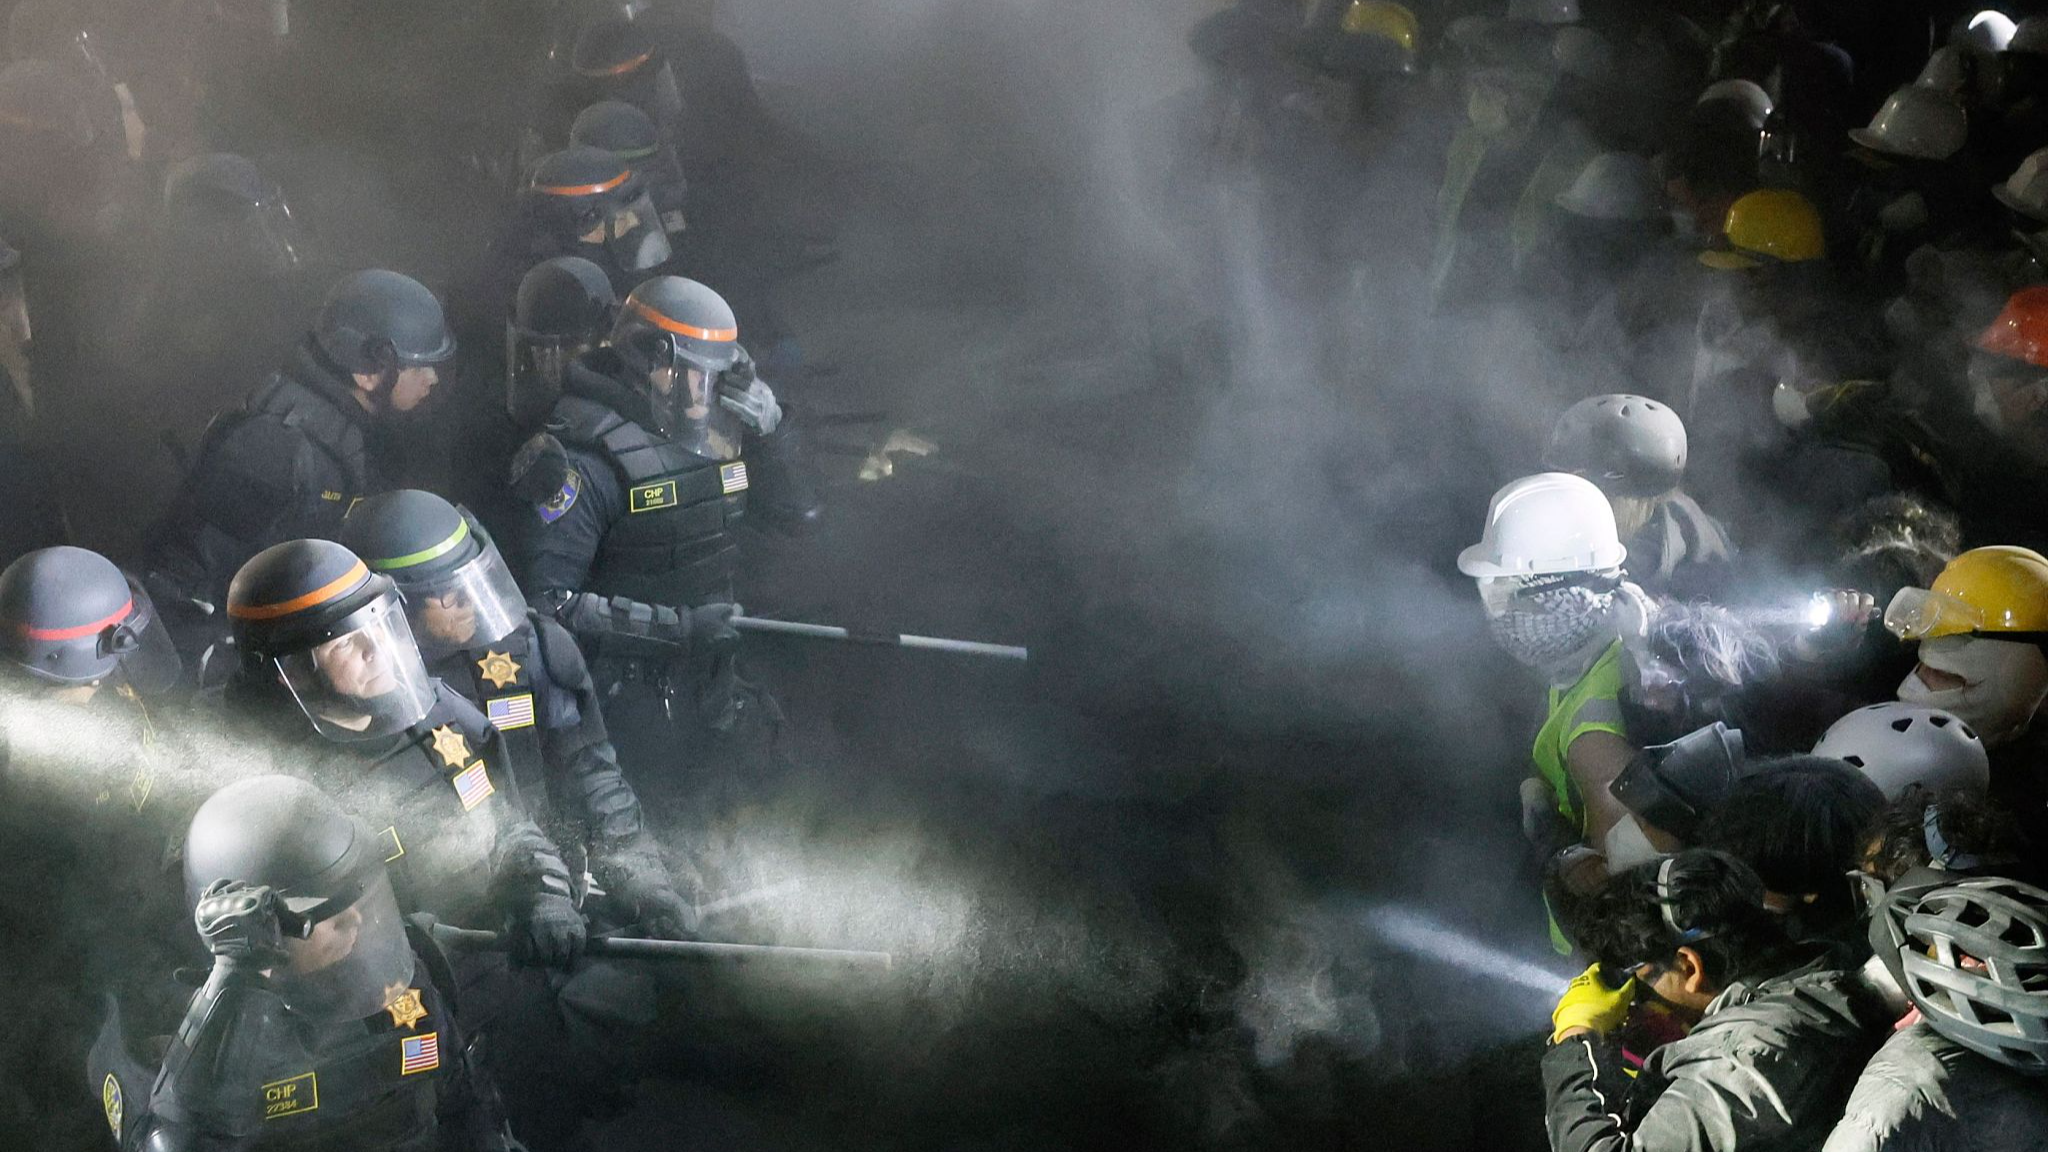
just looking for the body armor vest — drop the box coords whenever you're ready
[429,617,547,813]
[336,684,523,924]
[554,390,749,608]
[90,962,452,1152]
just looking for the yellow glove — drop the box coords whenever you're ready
[1551,963,1635,1043]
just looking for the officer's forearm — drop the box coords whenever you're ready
[537,589,695,660]
[554,740,650,849]
[147,962,271,1139]
[488,819,576,909]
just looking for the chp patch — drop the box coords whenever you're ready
[629,478,678,513]
[262,1072,317,1119]
[451,761,495,811]
[486,693,536,731]
[720,460,749,494]
[400,1032,440,1076]
[537,470,582,524]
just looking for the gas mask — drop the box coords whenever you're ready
[1897,633,2048,745]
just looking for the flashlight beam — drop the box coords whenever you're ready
[1360,905,1570,998]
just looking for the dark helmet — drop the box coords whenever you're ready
[0,546,152,685]
[339,490,527,656]
[1544,394,1688,499]
[227,539,433,739]
[163,152,301,272]
[228,539,388,659]
[526,146,672,278]
[613,274,740,374]
[610,276,742,439]
[1610,722,1747,841]
[313,270,456,376]
[1873,877,2048,1075]
[570,100,662,163]
[183,775,415,1020]
[507,255,617,426]
[572,16,658,80]
[517,255,616,341]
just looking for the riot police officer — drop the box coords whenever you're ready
[143,270,458,669]
[518,145,673,294]
[570,100,687,240]
[514,276,818,750]
[339,489,691,937]
[0,544,180,705]
[506,255,617,432]
[91,775,520,1152]
[220,539,581,961]
[0,546,188,1149]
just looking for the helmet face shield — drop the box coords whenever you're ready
[273,869,416,1022]
[581,189,671,272]
[275,596,433,741]
[505,324,582,427]
[638,346,740,453]
[1886,586,1987,641]
[116,576,184,695]
[395,545,526,659]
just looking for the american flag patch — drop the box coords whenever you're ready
[720,461,749,494]
[450,762,494,811]
[399,1033,439,1075]
[486,694,536,731]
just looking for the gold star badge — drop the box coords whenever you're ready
[429,725,471,769]
[476,650,521,690]
[383,984,428,1030]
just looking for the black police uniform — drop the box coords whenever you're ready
[426,609,660,874]
[146,340,397,615]
[225,678,574,928]
[94,949,484,1152]
[520,348,816,707]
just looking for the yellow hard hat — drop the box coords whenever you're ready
[1885,545,2048,641]
[1698,188,1826,270]
[1341,0,1419,52]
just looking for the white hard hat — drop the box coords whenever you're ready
[1994,147,2048,223]
[1555,152,1665,222]
[1916,45,1973,94]
[1812,702,1991,800]
[1458,472,1627,578]
[1848,83,1969,161]
[1958,9,2018,55]
[1507,0,1578,25]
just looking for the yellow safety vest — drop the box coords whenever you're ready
[1531,640,1630,956]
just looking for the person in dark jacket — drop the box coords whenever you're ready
[1823,876,2048,1151]
[1544,849,1893,1152]
[142,270,457,672]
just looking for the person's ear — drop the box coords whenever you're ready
[1675,945,1710,995]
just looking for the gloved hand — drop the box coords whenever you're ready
[508,892,587,968]
[194,880,291,971]
[688,602,741,655]
[717,358,782,434]
[1551,963,1635,1043]
[609,854,700,939]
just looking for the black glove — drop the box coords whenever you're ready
[687,602,740,656]
[193,880,291,971]
[612,860,699,939]
[507,892,587,968]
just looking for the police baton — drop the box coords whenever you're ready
[423,920,894,971]
[730,615,1029,663]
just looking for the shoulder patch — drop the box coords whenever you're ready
[537,469,582,524]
